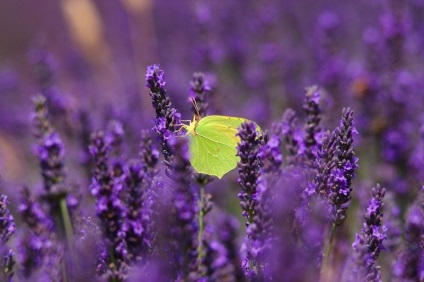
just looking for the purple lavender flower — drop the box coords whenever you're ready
[330,107,359,226]
[89,131,128,281]
[124,131,159,263]
[281,108,301,165]
[166,137,199,280]
[393,196,424,281]
[0,193,15,281]
[351,184,387,281]
[145,65,182,171]
[124,160,147,263]
[189,72,211,117]
[308,130,337,198]
[122,130,159,263]
[17,186,53,278]
[236,121,263,276]
[258,133,282,174]
[31,95,78,247]
[302,86,322,166]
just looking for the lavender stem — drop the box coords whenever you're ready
[60,198,76,268]
[321,224,336,281]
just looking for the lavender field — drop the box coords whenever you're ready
[0,0,423,281]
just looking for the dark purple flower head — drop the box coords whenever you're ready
[352,184,386,281]
[281,108,302,165]
[330,107,359,226]
[145,64,166,89]
[145,65,182,171]
[89,131,128,280]
[258,134,282,174]
[31,94,78,232]
[237,121,262,225]
[309,130,337,198]
[237,121,267,277]
[302,86,322,166]
[34,131,66,193]
[17,186,53,278]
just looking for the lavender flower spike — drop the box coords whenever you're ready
[89,131,128,281]
[237,121,263,276]
[351,184,386,282]
[168,137,199,280]
[145,65,181,170]
[302,86,322,166]
[124,131,159,262]
[0,193,15,281]
[330,107,359,226]
[189,72,211,117]
[17,186,53,278]
[32,95,78,237]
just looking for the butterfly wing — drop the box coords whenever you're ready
[189,115,251,178]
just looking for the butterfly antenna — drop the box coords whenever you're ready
[189,97,201,118]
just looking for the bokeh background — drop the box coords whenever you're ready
[0,0,423,280]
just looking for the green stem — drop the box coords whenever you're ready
[321,224,336,280]
[59,198,78,276]
[197,184,205,270]
[60,198,74,246]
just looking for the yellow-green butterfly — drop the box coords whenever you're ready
[181,99,261,179]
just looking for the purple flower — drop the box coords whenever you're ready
[281,108,301,165]
[236,121,264,276]
[167,137,199,280]
[309,130,337,198]
[124,132,159,263]
[17,187,53,278]
[302,86,322,166]
[189,72,211,117]
[329,107,359,226]
[0,194,15,281]
[351,184,386,281]
[258,134,282,174]
[145,65,182,171]
[89,131,128,281]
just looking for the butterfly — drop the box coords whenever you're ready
[181,98,261,178]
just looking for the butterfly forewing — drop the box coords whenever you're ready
[190,115,247,178]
